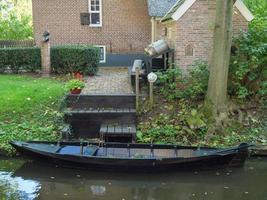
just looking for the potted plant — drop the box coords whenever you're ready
[66,79,85,94]
[73,71,83,80]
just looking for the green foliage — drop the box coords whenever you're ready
[138,98,267,147]
[228,0,267,100]
[0,0,33,40]
[66,79,85,91]
[0,14,33,40]
[155,67,182,100]
[51,45,100,75]
[186,60,210,99]
[0,45,100,75]
[0,75,65,154]
[229,28,267,100]
[138,100,209,145]
[156,60,209,100]
[0,47,41,73]
[244,0,267,31]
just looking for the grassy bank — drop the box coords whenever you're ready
[137,95,267,147]
[137,63,266,148]
[0,75,65,154]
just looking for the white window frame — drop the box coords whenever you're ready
[88,0,102,27]
[95,45,106,63]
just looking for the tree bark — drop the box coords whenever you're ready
[207,0,234,117]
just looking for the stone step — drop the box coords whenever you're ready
[65,94,136,109]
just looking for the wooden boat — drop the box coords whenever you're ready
[10,141,251,172]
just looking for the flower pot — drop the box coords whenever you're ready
[73,72,83,80]
[70,88,82,94]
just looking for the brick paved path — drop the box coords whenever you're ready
[82,67,134,94]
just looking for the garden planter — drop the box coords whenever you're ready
[73,72,83,80]
[66,79,85,95]
[70,88,82,94]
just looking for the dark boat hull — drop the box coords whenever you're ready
[10,141,250,172]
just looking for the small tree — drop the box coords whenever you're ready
[0,0,33,40]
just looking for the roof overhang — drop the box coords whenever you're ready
[161,0,254,23]
[234,0,254,22]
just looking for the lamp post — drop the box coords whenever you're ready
[147,72,157,108]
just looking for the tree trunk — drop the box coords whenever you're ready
[207,0,234,117]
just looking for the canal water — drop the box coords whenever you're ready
[0,157,266,200]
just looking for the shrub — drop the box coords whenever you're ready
[156,60,209,100]
[0,47,41,73]
[0,45,101,75]
[51,45,100,75]
[184,60,209,99]
[229,29,267,99]
[155,67,182,100]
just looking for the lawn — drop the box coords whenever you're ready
[0,75,66,154]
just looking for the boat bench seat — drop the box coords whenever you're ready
[59,145,98,156]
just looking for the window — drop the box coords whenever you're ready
[185,44,194,56]
[95,45,106,63]
[164,27,168,36]
[89,0,102,27]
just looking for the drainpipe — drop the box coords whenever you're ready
[151,17,156,43]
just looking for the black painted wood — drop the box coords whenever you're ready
[71,122,100,139]
[100,123,136,143]
[65,94,136,109]
[100,124,136,135]
[64,109,137,124]
[63,92,137,142]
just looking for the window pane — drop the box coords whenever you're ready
[91,13,100,24]
[91,5,95,11]
[95,5,100,11]
[91,0,95,5]
[99,47,104,61]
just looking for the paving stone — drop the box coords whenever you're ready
[82,67,134,94]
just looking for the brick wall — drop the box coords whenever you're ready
[156,0,248,70]
[155,20,177,49]
[32,0,151,54]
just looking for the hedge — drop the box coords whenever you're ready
[51,45,100,75]
[0,45,100,74]
[0,47,41,73]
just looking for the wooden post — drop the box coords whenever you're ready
[149,81,153,108]
[135,67,140,111]
[147,72,158,109]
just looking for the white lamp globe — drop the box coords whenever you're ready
[147,72,158,83]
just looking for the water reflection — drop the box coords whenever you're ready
[90,185,106,196]
[0,157,266,200]
[0,171,40,200]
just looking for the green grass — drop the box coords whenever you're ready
[0,75,66,154]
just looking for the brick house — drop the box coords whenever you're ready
[32,0,253,68]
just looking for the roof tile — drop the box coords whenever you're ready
[147,0,177,17]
